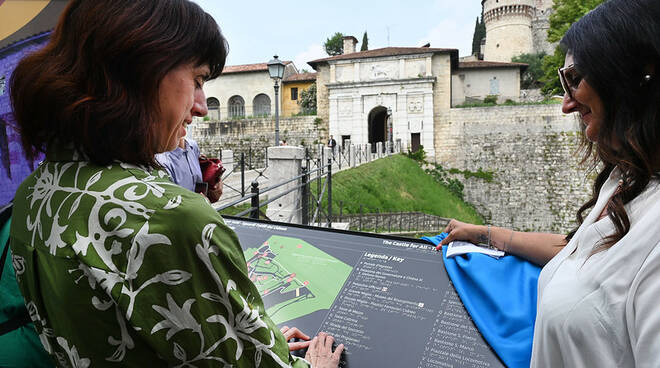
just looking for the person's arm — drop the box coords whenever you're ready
[440,219,567,266]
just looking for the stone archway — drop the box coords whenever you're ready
[368,106,388,152]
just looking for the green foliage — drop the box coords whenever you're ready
[314,155,483,224]
[447,167,494,182]
[406,145,426,162]
[547,0,606,43]
[203,116,211,121]
[540,48,567,97]
[471,16,486,56]
[483,95,498,104]
[298,83,317,113]
[455,99,559,108]
[512,52,547,89]
[540,0,605,97]
[324,32,344,56]
[360,31,369,51]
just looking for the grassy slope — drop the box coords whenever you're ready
[322,154,484,224]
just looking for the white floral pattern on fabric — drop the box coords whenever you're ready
[10,155,306,367]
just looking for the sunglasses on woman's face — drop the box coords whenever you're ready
[558,64,583,99]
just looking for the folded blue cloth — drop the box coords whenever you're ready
[422,233,541,368]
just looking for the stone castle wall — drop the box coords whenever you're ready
[193,104,592,234]
[435,104,591,233]
[188,115,324,166]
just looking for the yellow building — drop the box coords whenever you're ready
[281,72,316,117]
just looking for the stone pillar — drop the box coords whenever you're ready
[323,147,334,171]
[349,144,356,167]
[318,143,326,165]
[366,144,372,161]
[221,150,234,173]
[385,141,391,155]
[376,142,383,158]
[265,146,305,224]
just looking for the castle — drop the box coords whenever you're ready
[482,0,555,62]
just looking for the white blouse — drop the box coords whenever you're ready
[531,169,660,367]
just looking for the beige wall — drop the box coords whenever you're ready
[451,67,521,105]
[315,64,331,130]
[203,64,297,120]
[204,71,274,119]
[0,1,49,40]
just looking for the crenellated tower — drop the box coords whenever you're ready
[482,0,555,62]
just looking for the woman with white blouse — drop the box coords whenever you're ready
[440,0,660,366]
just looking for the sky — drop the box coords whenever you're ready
[192,0,482,72]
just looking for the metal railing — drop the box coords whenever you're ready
[216,156,334,227]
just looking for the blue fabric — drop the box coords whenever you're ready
[422,233,541,368]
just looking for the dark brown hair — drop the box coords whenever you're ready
[562,0,660,249]
[10,0,228,166]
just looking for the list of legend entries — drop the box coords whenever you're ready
[225,217,504,368]
[319,250,504,368]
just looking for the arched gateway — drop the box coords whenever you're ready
[368,106,388,152]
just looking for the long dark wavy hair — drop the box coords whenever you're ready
[563,0,660,249]
[10,0,228,166]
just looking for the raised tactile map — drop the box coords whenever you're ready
[224,216,505,368]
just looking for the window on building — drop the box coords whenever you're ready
[291,87,298,101]
[206,97,220,120]
[253,94,271,117]
[0,75,5,96]
[228,95,245,118]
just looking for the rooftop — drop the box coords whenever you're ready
[283,72,317,83]
[222,61,292,75]
[458,60,528,70]
[308,46,458,69]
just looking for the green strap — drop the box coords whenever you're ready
[0,205,30,336]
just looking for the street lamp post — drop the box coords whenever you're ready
[268,55,286,146]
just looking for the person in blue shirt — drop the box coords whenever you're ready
[156,137,223,202]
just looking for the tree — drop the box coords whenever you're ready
[540,0,605,96]
[512,52,546,89]
[360,31,369,51]
[471,16,486,56]
[298,83,317,114]
[324,32,344,56]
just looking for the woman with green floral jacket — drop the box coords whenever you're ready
[8,1,343,367]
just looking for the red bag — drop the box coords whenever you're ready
[198,155,225,202]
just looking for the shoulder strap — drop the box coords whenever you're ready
[0,309,31,336]
[0,203,31,336]
[0,203,12,283]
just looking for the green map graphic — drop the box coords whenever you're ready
[243,235,353,325]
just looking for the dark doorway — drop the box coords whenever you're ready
[341,135,351,152]
[411,133,421,153]
[368,106,388,153]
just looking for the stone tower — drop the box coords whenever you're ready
[482,0,555,62]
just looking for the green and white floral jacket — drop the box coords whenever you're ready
[10,146,308,367]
